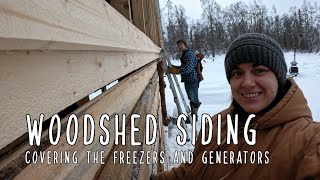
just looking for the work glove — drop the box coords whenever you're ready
[167,67,180,74]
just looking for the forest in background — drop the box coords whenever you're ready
[161,0,320,59]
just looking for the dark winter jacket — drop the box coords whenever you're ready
[179,49,198,82]
[156,79,320,180]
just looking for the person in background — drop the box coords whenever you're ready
[167,39,201,122]
[152,33,320,179]
[196,52,205,83]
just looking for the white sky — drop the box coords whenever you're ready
[159,0,319,21]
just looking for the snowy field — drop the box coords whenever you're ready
[163,52,320,170]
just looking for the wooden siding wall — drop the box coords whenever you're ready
[0,0,165,179]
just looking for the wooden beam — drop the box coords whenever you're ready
[131,0,146,33]
[137,77,161,179]
[152,0,161,46]
[153,83,164,174]
[97,72,159,180]
[152,78,162,174]
[149,0,156,43]
[155,0,163,47]
[109,0,132,22]
[143,0,151,39]
[0,50,158,151]
[158,106,166,173]
[140,73,161,176]
[142,0,160,45]
[1,62,158,180]
[149,0,160,46]
[0,0,160,52]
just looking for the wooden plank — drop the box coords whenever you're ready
[155,0,163,47]
[150,0,160,46]
[137,136,154,179]
[152,80,162,174]
[149,0,156,44]
[0,0,160,52]
[5,62,158,180]
[0,62,156,168]
[97,72,159,180]
[152,0,161,46]
[110,0,132,22]
[158,106,166,173]
[0,50,158,152]
[131,0,146,33]
[137,80,160,179]
[143,0,151,39]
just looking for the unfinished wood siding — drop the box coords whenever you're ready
[0,51,159,152]
[131,0,146,33]
[0,0,166,178]
[0,0,160,152]
[110,0,132,22]
[97,71,161,180]
[0,62,158,179]
[0,0,159,52]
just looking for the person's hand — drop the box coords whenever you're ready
[167,67,180,74]
[198,73,204,81]
[150,173,159,180]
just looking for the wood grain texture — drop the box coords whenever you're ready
[0,0,160,52]
[97,72,159,180]
[9,62,157,180]
[0,50,158,151]
[137,78,161,179]
[110,0,132,21]
[0,0,164,179]
[131,0,146,33]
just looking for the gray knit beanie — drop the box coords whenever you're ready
[225,33,287,88]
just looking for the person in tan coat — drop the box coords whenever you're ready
[152,33,320,180]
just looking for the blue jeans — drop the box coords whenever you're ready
[184,82,201,108]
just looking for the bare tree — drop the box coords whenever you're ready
[200,0,221,57]
[160,0,320,55]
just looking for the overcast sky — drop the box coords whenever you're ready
[159,0,319,21]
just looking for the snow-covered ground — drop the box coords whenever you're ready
[163,52,320,170]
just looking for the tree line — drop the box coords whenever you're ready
[161,0,320,59]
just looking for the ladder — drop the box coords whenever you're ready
[162,51,196,142]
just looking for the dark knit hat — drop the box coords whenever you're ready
[225,33,287,88]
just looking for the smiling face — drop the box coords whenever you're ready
[177,42,187,52]
[230,63,279,114]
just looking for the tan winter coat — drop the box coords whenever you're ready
[157,79,320,180]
